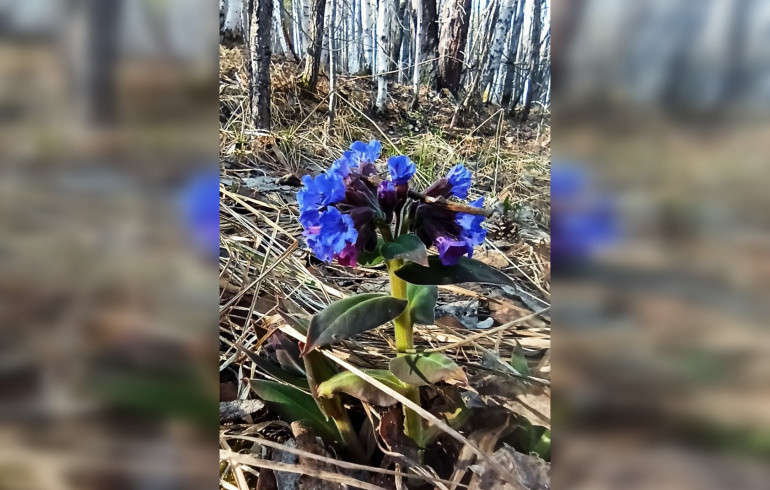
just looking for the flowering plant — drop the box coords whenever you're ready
[250,141,515,460]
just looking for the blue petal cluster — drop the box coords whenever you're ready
[457,197,487,250]
[304,207,358,263]
[387,155,416,185]
[446,164,472,199]
[349,140,382,163]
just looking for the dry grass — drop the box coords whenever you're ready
[219,45,550,489]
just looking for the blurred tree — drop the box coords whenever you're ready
[249,0,273,129]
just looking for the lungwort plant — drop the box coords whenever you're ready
[249,140,516,460]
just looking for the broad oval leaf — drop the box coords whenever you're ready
[394,256,514,286]
[249,380,340,444]
[406,283,437,325]
[316,369,409,407]
[237,343,309,389]
[389,352,468,386]
[382,234,429,266]
[304,294,408,354]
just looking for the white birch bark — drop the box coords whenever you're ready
[482,0,516,101]
[301,0,312,51]
[361,0,373,72]
[375,0,390,111]
[329,0,337,127]
[412,0,423,99]
[273,0,288,54]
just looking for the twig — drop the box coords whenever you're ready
[424,307,550,353]
[363,174,492,217]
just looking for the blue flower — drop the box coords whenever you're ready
[349,140,382,163]
[446,164,472,199]
[179,170,219,258]
[387,155,416,185]
[305,207,358,263]
[330,154,357,178]
[457,197,487,250]
[435,236,474,266]
[297,171,346,213]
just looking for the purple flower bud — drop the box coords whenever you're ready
[377,180,399,214]
[435,236,474,266]
[423,178,452,198]
[350,207,378,252]
[336,242,358,267]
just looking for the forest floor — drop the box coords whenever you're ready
[219,45,551,489]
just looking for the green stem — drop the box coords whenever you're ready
[388,258,424,448]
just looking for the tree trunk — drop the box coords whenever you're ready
[481,0,516,102]
[437,0,472,95]
[272,0,289,55]
[389,0,408,74]
[221,0,248,47]
[361,0,373,73]
[248,0,272,129]
[518,0,543,121]
[279,2,299,61]
[301,0,327,91]
[328,0,337,129]
[421,0,438,89]
[411,0,423,106]
[498,0,524,106]
[375,0,391,112]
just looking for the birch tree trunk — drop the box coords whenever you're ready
[481,0,516,102]
[518,0,543,120]
[389,0,408,73]
[437,0,472,95]
[248,0,273,129]
[361,0,373,73]
[273,0,289,55]
[375,0,390,113]
[329,0,337,128]
[221,0,248,47]
[301,0,312,51]
[301,0,327,91]
[411,0,423,105]
[498,0,525,105]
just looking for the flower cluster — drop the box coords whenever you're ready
[297,140,487,267]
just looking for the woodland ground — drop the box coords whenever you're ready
[219,45,551,489]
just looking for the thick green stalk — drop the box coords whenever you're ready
[303,353,367,462]
[388,258,423,446]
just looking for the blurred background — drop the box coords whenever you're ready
[553,0,770,489]
[0,1,218,489]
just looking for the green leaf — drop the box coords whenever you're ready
[249,380,341,444]
[237,343,310,389]
[317,369,410,407]
[407,283,437,324]
[304,294,408,354]
[417,402,473,448]
[358,238,384,266]
[394,256,515,286]
[382,234,429,266]
[277,309,311,336]
[389,353,468,387]
[509,418,550,461]
[510,341,531,377]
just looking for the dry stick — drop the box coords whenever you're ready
[277,325,521,484]
[221,450,382,490]
[363,174,492,217]
[425,306,550,353]
[225,435,468,488]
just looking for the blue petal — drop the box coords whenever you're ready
[446,164,472,199]
[306,208,358,263]
[387,155,416,185]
